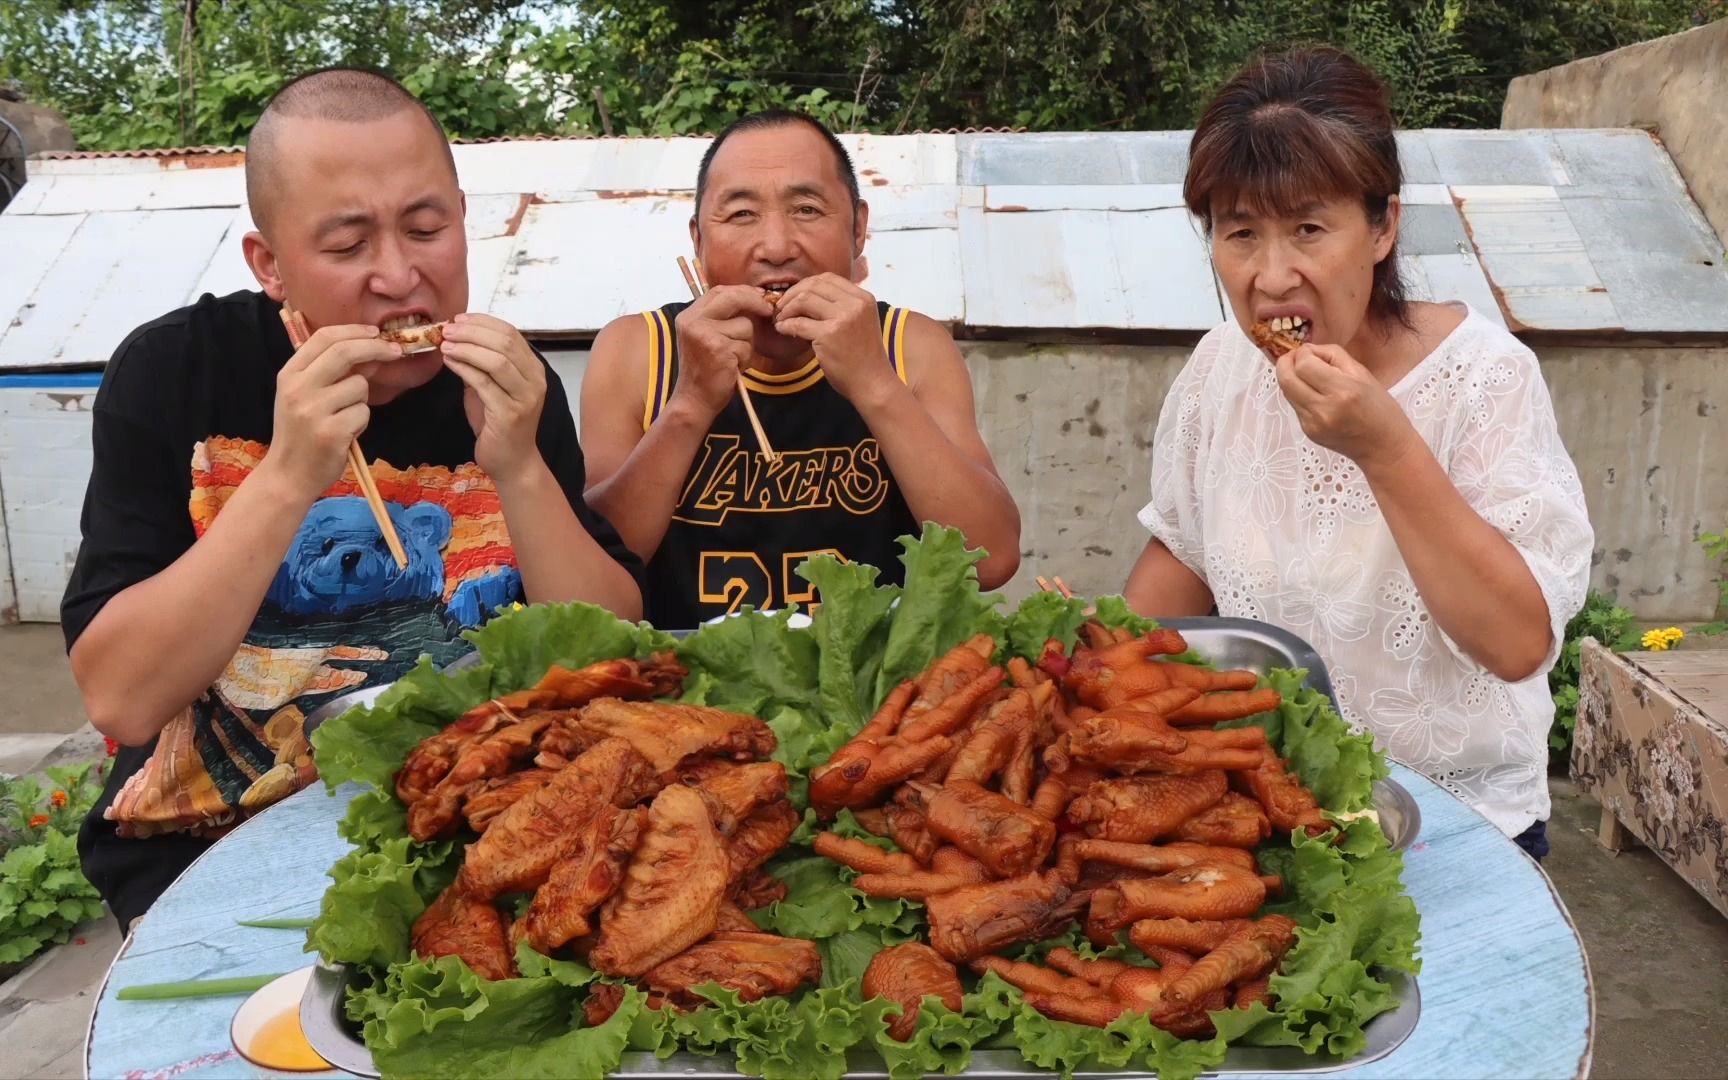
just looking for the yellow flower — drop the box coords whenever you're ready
[1641,627,1686,651]
[508,602,526,612]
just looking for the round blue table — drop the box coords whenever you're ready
[84,763,1593,1079]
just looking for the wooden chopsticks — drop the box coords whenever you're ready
[675,256,778,463]
[1035,575,1075,599]
[277,305,409,569]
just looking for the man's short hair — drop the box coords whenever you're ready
[245,66,455,232]
[694,109,861,222]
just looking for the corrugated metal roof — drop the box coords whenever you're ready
[3,128,1725,369]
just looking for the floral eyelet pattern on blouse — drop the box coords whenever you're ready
[1141,305,1594,836]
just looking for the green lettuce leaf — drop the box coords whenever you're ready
[798,555,900,732]
[311,657,494,791]
[466,601,674,692]
[336,789,413,853]
[1088,594,1163,637]
[308,835,456,968]
[349,953,640,1080]
[1262,668,1387,812]
[667,982,878,1080]
[866,994,1001,1080]
[1000,590,1089,661]
[677,608,820,717]
[873,524,1004,702]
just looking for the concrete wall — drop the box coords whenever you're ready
[962,342,1728,621]
[1503,20,1728,246]
[3,341,1723,623]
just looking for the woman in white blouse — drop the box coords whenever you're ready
[1125,47,1594,859]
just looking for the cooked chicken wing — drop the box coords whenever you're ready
[396,709,515,806]
[727,799,799,886]
[456,738,659,900]
[411,884,515,981]
[460,653,688,722]
[575,699,776,777]
[686,762,789,833]
[516,804,645,952]
[590,784,730,977]
[1232,754,1331,836]
[642,931,821,1007]
[1162,915,1298,1010]
[1066,771,1228,842]
[1169,792,1272,849]
[919,779,1056,878]
[864,943,965,1041]
[1090,863,1268,928]
[733,869,789,910]
[925,872,1081,962]
[406,712,557,841]
[461,768,557,834]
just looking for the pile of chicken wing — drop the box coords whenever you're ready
[814,624,1330,1039]
[397,654,821,1016]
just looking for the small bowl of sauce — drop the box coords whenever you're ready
[230,966,335,1074]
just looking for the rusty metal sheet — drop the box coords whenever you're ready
[0,208,234,369]
[1452,186,1618,330]
[467,235,518,318]
[0,214,86,335]
[961,201,1220,330]
[846,133,960,188]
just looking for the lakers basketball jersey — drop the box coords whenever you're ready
[639,300,921,628]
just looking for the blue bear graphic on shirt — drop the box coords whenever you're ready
[266,496,520,626]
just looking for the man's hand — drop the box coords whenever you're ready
[1274,343,1420,471]
[263,324,400,498]
[438,314,550,484]
[670,285,776,420]
[771,274,895,404]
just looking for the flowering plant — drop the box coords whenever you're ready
[0,760,107,966]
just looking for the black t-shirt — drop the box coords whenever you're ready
[638,300,921,628]
[62,289,642,927]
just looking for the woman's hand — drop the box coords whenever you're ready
[1273,343,1419,471]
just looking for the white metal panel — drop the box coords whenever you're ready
[187,205,261,301]
[488,197,696,334]
[452,138,709,197]
[1453,187,1617,331]
[984,185,1186,212]
[962,204,1219,330]
[1412,253,1506,327]
[847,133,960,188]
[30,161,246,214]
[4,175,54,215]
[0,387,95,620]
[864,229,963,323]
[865,185,958,231]
[467,235,518,319]
[0,208,235,369]
[0,214,86,335]
[466,193,528,239]
[0,461,13,620]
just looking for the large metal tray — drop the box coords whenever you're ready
[300,615,1422,1077]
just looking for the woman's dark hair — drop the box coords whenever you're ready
[1185,48,1410,328]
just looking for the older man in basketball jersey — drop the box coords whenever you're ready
[581,109,1020,627]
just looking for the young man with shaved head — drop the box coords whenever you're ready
[582,110,1020,627]
[61,67,643,927]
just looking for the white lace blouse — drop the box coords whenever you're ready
[1139,304,1594,837]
